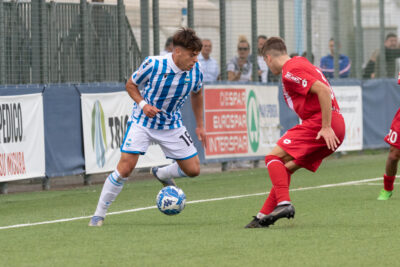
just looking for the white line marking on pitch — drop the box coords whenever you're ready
[0,176,384,230]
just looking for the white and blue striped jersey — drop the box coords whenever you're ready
[130,53,203,129]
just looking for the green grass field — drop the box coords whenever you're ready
[0,150,399,266]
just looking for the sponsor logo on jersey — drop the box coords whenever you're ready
[283,139,291,144]
[184,75,191,84]
[302,79,308,88]
[285,72,301,84]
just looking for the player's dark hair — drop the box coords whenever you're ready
[261,37,287,56]
[165,37,173,48]
[386,32,397,40]
[173,28,202,52]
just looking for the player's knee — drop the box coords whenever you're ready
[184,165,200,177]
[389,147,400,161]
[265,155,283,167]
[117,159,135,177]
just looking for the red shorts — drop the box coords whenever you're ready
[384,108,400,149]
[277,111,346,172]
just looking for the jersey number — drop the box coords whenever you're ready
[388,129,398,143]
[179,131,193,146]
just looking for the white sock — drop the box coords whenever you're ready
[94,170,128,218]
[277,201,291,206]
[256,212,267,219]
[156,162,187,180]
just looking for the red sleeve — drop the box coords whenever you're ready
[286,67,318,96]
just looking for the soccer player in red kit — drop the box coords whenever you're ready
[377,74,400,200]
[245,37,346,228]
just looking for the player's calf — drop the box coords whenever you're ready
[151,166,177,187]
[178,156,201,177]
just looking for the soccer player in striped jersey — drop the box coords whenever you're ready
[89,28,205,226]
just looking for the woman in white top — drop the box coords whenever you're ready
[227,35,252,82]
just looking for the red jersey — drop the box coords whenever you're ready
[282,56,340,121]
[385,107,400,149]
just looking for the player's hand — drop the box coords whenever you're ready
[196,127,207,148]
[142,104,160,118]
[316,127,340,151]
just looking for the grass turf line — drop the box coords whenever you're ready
[0,151,398,266]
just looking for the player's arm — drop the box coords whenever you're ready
[190,87,206,148]
[309,80,340,151]
[125,79,160,118]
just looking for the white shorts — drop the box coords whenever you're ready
[120,122,198,160]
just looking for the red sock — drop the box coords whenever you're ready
[287,168,292,186]
[259,166,292,215]
[383,174,396,191]
[260,187,277,215]
[259,156,291,215]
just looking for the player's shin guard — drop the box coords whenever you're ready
[383,174,396,191]
[259,166,292,216]
[265,155,291,205]
[94,170,128,218]
[156,162,187,179]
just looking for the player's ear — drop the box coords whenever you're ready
[174,46,181,55]
[264,54,271,64]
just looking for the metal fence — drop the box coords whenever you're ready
[133,0,400,81]
[1,0,400,85]
[0,0,141,85]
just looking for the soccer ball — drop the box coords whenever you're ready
[156,186,186,215]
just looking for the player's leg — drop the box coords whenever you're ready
[246,116,345,228]
[378,112,400,200]
[152,154,199,178]
[176,155,200,177]
[89,153,139,226]
[151,126,199,186]
[255,160,300,216]
[245,145,297,228]
[151,158,197,187]
[378,145,400,200]
[89,122,149,226]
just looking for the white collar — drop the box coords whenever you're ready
[167,53,184,73]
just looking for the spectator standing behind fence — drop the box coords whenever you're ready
[227,36,252,82]
[160,36,173,56]
[257,35,269,83]
[363,33,400,78]
[320,38,351,78]
[198,39,219,82]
